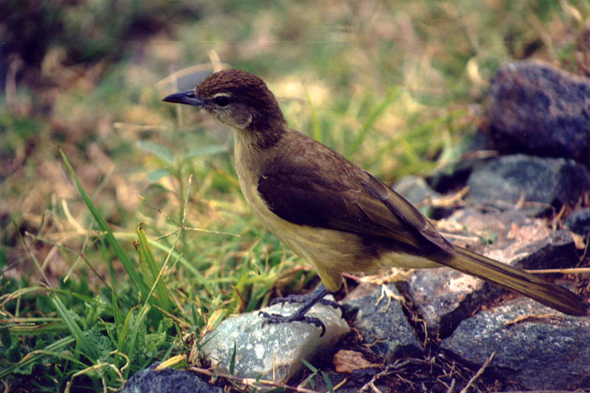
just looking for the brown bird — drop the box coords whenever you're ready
[163,69,588,335]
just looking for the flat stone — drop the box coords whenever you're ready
[441,298,590,390]
[466,154,590,212]
[488,61,590,164]
[200,297,349,384]
[407,210,578,337]
[342,284,422,360]
[122,362,222,393]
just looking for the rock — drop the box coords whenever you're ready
[447,209,578,269]
[407,268,486,338]
[122,363,222,393]
[200,297,349,384]
[488,61,590,164]
[342,284,422,360]
[408,209,578,337]
[427,132,495,194]
[393,175,444,218]
[394,175,442,206]
[466,154,590,213]
[441,298,590,391]
[565,208,590,237]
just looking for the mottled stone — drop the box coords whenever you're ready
[565,207,590,237]
[408,210,578,336]
[200,297,349,384]
[122,363,222,393]
[427,132,494,194]
[393,175,441,206]
[466,154,590,212]
[394,175,444,217]
[488,61,590,164]
[441,298,590,390]
[343,284,422,360]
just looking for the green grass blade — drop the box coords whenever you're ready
[147,168,172,182]
[0,336,76,379]
[322,371,335,393]
[52,294,98,361]
[305,90,323,144]
[125,305,150,379]
[117,304,137,354]
[183,145,228,161]
[137,225,171,312]
[111,288,123,329]
[59,148,149,299]
[137,141,175,165]
[229,341,237,375]
[301,358,318,372]
[347,88,400,157]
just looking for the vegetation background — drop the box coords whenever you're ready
[1,0,589,391]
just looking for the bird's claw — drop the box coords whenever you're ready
[269,295,342,311]
[259,311,326,337]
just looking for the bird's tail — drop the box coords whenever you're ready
[440,246,588,316]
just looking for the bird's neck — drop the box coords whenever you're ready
[233,126,289,180]
[234,123,286,150]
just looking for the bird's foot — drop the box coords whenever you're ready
[259,311,326,337]
[260,285,335,337]
[270,293,342,311]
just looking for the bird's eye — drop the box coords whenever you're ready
[213,96,231,107]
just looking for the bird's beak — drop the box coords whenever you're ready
[162,90,203,107]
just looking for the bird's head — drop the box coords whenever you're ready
[163,70,286,138]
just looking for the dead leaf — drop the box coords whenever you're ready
[333,350,380,374]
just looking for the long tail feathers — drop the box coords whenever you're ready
[441,247,588,316]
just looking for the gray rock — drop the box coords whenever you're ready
[394,175,443,217]
[407,268,487,338]
[466,154,590,212]
[427,132,494,194]
[122,363,222,393]
[565,208,590,237]
[488,61,590,164]
[393,175,442,206]
[200,297,349,384]
[441,298,590,391]
[408,210,578,336]
[343,284,422,360]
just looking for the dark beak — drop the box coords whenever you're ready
[162,90,203,107]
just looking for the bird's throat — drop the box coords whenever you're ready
[234,124,285,150]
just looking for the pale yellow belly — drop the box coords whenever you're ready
[238,174,440,291]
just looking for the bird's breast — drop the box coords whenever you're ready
[234,142,361,269]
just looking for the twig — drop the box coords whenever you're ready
[446,378,456,393]
[459,352,495,393]
[360,361,411,392]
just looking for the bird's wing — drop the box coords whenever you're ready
[362,172,454,253]
[257,156,454,253]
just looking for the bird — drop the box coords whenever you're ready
[163,69,588,335]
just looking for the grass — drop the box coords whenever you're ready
[1,0,590,391]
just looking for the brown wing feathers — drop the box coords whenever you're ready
[256,134,588,317]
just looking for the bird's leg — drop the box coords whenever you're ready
[269,283,342,310]
[260,285,336,336]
